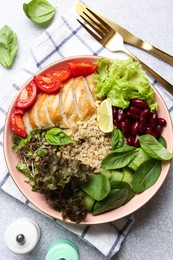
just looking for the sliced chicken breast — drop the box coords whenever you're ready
[73,76,96,120]
[24,75,97,133]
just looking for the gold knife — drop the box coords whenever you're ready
[75,2,173,65]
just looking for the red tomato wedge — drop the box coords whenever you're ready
[46,68,71,82]
[34,76,62,94]
[15,81,37,109]
[68,62,98,77]
[10,113,26,137]
[13,108,25,116]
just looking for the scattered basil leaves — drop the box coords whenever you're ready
[139,134,173,160]
[45,128,73,145]
[132,159,162,193]
[0,25,18,68]
[23,0,56,26]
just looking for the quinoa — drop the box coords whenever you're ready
[60,114,112,172]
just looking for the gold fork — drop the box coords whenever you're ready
[77,8,173,96]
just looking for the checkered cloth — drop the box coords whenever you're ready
[1,6,173,259]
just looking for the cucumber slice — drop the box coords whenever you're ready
[122,167,134,186]
[100,168,112,179]
[110,170,123,188]
[128,148,150,171]
[82,191,95,211]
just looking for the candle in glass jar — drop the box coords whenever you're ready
[45,239,79,260]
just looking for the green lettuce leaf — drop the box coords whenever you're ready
[93,58,157,111]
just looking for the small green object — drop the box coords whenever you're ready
[0,25,18,68]
[23,0,56,26]
[45,127,73,145]
[45,239,79,260]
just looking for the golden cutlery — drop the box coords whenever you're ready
[75,2,173,65]
[76,5,173,96]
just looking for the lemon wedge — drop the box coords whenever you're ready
[97,99,113,133]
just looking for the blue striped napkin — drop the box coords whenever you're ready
[1,6,172,259]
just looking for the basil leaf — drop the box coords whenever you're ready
[132,159,162,193]
[80,174,111,201]
[92,188,128,215]
[101,146,138,169]
[139,134,173,160]
[0,25,18,68]
[23,0,56,26]
[45,128,73,145]
[111,128,124,150]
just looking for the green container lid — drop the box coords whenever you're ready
[45,239,79,260]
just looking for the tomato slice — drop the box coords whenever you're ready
[13,108,25,116]
[15,81,37,109]
[10,113,26,137]
[68,62,98,77]
[46,68,71,82]
[34,76,62,94]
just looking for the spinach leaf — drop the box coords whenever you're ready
[23,0,56,26]
[139,134,173,160]
[132,159,162,193]
[80,174,110,201]
[92,188,128,215]
[158,136,167,148]
[111,128,124,150]
[0,25,18,68]
[45,128,73,145]
[111,182,135,204]
[101,146,138,169]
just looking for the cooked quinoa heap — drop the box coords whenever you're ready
[61,114,112,172]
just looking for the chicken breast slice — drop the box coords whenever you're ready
[85,74,97,100]
[61,78,81,126]
[73,76,96,120]
[37,93,55,128]
[27,94,42,129]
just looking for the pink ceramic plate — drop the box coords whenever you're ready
[3,56,173,224]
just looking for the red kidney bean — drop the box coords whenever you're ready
[133,136,140,147]
[149,112,158,129]
[121,119,131,136]
[138,117,147,134]
[154,124,163,138]
[146,127,156,137]
[112,106,117,118]
[129,106,143,115]
[131,98,148,109]
[117,108,125,122]
[140,109,151,120]
[127,136,134,146]
[126,111,139,120]
[131,121,139,136]
[113,119,121,129]
[157,117,167,127]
